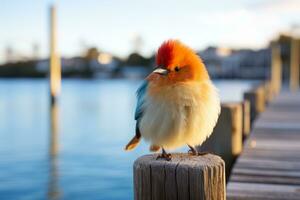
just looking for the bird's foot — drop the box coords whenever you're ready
[188,149,198,156]
[188,145,209,156]
[197,151,209,156]
[156,153,172,161]
[188,150,209,156]
[188,145,198,156]
[156,148,171,161]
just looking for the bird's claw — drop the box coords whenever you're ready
[188,150,209,156]
[187,144,210,156]
[188,149,198,156]
[156,153,172,161]
[198,151,209,156]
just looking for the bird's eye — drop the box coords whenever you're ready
[174,66,180,72]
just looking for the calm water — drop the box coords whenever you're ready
[0,79,256,200]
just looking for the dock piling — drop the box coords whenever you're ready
[242,100,251,139]
[290,38,299,92]
[199,103,243,177]
[271,42,282,96]
[49,5,61,104]
[244,84,265,123]
[133,154,226,200]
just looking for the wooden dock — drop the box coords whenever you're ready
[227,89,300,200]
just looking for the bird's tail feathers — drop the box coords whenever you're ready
[124,135,141,151]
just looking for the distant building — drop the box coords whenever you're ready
[199,46,270,79]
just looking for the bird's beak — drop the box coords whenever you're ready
[152,67,169,76]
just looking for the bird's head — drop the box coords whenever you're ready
[147,40,209,85]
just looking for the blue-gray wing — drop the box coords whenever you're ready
[134,81,148,121]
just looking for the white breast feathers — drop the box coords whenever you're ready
[139,80,220,150]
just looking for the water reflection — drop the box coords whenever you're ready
[50,101,59,156]
[48,102,61,200]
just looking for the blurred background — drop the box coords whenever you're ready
[0,0,299,199]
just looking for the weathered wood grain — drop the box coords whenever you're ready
[133,153,225,200]
[134,154,154,200]
[164,156,181,200]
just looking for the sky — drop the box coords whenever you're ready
[0,0,300,64]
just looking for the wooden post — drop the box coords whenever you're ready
[242,100,251,139]
[133,154,226,200]
[271,42,282,96]
[244,91,255,122]
[256,85,265,113]
[290,38,299,92]
[263,81,272,103]
[199,103,242,177]
[49,5,61,105]
[244,84,265,123]
[227,103,243,157]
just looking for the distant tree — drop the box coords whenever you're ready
[82,47,100,77]
[125,52,150,67]
[85,47,99,60]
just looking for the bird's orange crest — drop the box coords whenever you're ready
[156,40,174,68]
[152,40,209,83]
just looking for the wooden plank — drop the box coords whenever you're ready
[230,174,300,185]
[235,158,300,171]
[243,141,300,151]
[239,152,300,161]
[248,128,300,138]
[227,182,300,200]
[232,168,300,178]
[254,122,300,130]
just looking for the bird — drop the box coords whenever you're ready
[125,40,220,160]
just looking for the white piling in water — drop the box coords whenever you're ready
[49,5,61,104]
